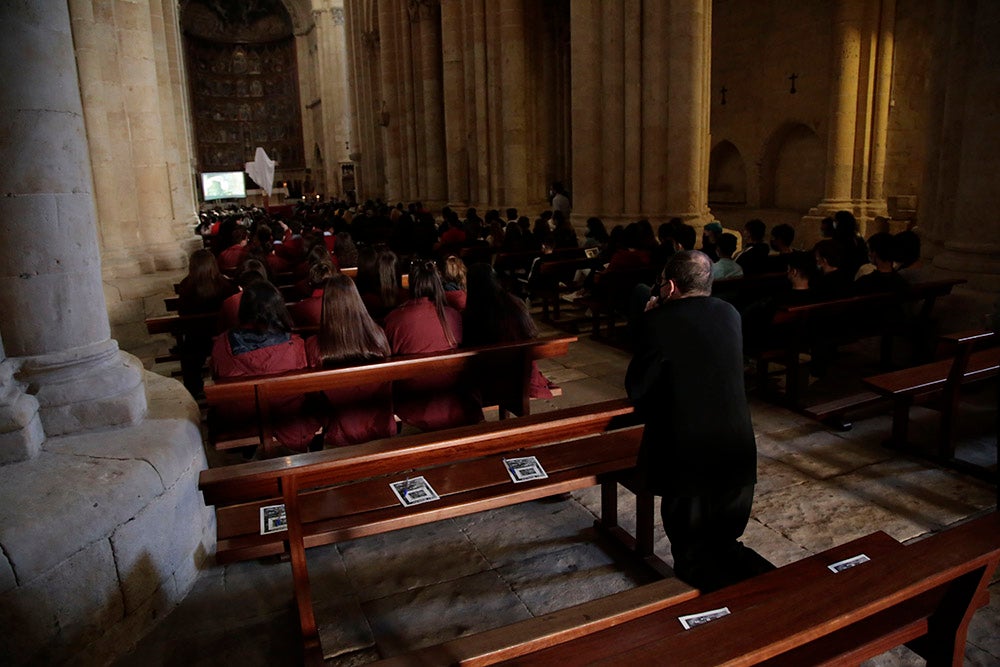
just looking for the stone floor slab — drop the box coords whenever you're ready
[362,570,530,658]
[337,520,490,602]
[497,543,653,616]
[752,478,930,551]
[834,459,996,529]
[452,499,600,568]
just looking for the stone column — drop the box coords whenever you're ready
[867,0,896,203]
[153,0,200,247]
[570,1,603,218]
[923,0,1000,297]
[600,2,625,216]
[68,0,148,276]
[665,0,712,223]
[0,0,146,436]
[414,1,447,205]
[315,4,352,199]
[499,0,529,207]
[441,0,469,206]
[821,0,864,208]
[640,1,670,215]
[114,0,186,270]
[806,0,894,232]
[468,0,491,206]
[378,0,404,202]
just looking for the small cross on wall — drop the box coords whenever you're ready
[788,73,798,94]
[720,86,728,105]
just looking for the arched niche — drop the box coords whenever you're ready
[759,122,825,210]
[708,140,747,205]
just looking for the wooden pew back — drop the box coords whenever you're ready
[198,398,645,665]
[204,335,577,454]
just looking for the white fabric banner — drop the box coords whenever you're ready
[245,147,275,195]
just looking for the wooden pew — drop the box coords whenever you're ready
[198,398,650,665]
[573,267,657,339]
[862,329,999,481]
[529,250,593,320]
[375,512,1000,667]
[753,278,965,407]
[204,335,577,456]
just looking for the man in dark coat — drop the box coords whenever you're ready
[626,250,774,591]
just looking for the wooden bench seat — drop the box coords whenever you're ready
[754,278,965,407]
[198,398,652,665]
[376,512,1000,667]
[862,330,999,491]
[204,335,576,455]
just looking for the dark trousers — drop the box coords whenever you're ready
[661,483,776,592]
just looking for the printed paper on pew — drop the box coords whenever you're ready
[259,504,287,535]
[678,607,731,630]
[503,456,549,483]
[827,553,871,573]
[390,476,440,507]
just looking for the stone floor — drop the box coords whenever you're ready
[119,322,999,666]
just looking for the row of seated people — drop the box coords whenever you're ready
[175,254,555,456]
[737,230,934,373]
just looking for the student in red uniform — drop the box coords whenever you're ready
[305,274,395,447]
[384,260,483,430]
[176,249,239,395]
[288,261,334,328]
[463,263,556,399]
[210,280,320,453]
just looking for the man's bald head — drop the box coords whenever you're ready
[663,250,713,297]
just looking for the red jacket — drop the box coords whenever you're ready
[305,337,396,447]
[210,332,319,451]
[289,289,323,328]
[383,298,483,430]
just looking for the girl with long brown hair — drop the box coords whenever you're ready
[305,274,394,446]
[383,260,481,430]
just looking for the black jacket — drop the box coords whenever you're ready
[625,296,757,497]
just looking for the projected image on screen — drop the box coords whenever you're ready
[201,172,247,202]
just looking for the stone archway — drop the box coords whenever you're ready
[708,139,747,205]
[759,122,825,210]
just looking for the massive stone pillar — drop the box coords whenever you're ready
[499,0,529,207]
[571,0,712,227]
[415,1,447,204]
[665,0,713,223]
[0,0,146,438]
[441,0,469,206]
[68,0,189,275]
[807,0,896,232]
[378,0,404,202]
[570,1,603,218]
[922,0,1000,298]
[152,0,200,245]
[315,4,352,199]
[344,0,387,201]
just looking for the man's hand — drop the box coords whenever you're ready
[645,295,659,312]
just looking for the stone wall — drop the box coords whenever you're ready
[710,0,834,211]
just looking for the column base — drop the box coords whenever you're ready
[16,340,147,437]
[0,359,44,464]
[147,242,188,272]
[931,241,1000,294]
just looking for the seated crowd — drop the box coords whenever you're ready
[180,199,929,455]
